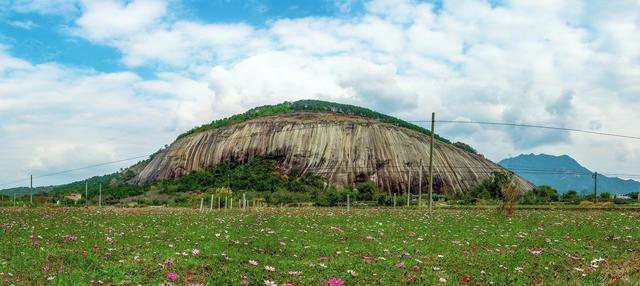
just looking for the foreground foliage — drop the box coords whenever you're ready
[0,208,638,285]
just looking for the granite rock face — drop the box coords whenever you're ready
[132,112,533,194]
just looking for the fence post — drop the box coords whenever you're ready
[200,198,204,211]
[225,196,228,209]
[210,194,213,210]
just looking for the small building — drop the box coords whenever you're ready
[63,193,82,201]
[613,194,630,199]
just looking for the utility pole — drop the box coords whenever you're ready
[428,112,435,212]
[418,160,423,208]
[85,181,88,207]
[593,172,598,202]
[99,183,102,208]
[407,168,411,207]
[29,174,33,205]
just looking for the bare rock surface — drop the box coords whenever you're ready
[132,112,533,194]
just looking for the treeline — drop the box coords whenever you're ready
[449,171,639,205]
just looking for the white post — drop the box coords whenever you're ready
[30,174,33,205]
[347,194,350,211]
[200,197,204,211]
[407,169,411,207]
[393,193,396,209]
[230,198,233,209]
[99,183,102,208]
[210,194,214,210]
[243,193,247,210]
[225,196,228,209]
[418,160,423,208]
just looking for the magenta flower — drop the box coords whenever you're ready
[70,236,77,241]
[394,262,405,268]
[326,277,344,286]
[167,272,178,280]
[164,258,174,265]
[191,249,200,256]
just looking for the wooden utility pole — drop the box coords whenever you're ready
[99,183,102,208]
[30,175,33,205]
[407,168,411,207]
[85,181,88,207]
[593,172,598,202]
[418,160,423,207]
[428,112,435,212]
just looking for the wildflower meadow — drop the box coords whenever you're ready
[0,207,638,285]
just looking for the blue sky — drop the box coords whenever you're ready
[0,0,639,188]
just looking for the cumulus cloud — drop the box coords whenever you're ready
[0,49,217,186]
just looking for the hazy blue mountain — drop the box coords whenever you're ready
[499,153,640,195]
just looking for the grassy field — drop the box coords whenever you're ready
[0,207,638,285]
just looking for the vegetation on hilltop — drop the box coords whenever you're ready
[178,100,460,148]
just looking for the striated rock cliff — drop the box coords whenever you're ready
[132,112,533,194]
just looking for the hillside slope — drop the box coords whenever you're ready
[499,153,640,195]
[133,112,533,194]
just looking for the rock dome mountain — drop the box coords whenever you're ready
[131,100,533,194]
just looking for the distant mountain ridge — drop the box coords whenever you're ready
[0,186,53,197]
[499,154,640,195]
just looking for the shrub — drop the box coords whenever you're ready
[497,179,521,217]
[355,182,377,201]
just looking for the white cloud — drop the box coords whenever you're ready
[0,50,217,187]
[75,0,168,41]
[6,19,37,29]
[9,0,80,15]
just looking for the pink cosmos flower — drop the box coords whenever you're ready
[265,265,276,272]
[192,249,200,256]
[70,236,77,241]
[164,258,174,265]
[528,249,543,255]
[326,277,344,286]
[395,263,405,268]
[263,280,278,286]
[167,272,178,280]
[249,260,259,266]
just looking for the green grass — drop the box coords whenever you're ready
[0,207,638,285]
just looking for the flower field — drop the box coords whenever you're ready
[0,207,638,285]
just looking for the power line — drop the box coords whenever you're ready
[0,155,150,188]
[408,120,640,140]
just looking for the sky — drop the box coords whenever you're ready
[0,0,639,188]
